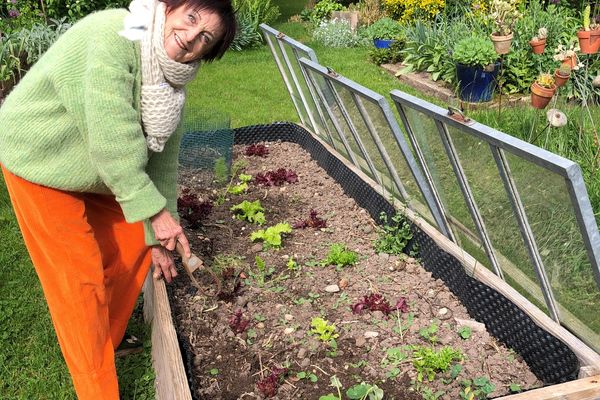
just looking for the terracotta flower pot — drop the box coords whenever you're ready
[561,54,578,69]
[554,69,570,88]
[490,32,513,55]
[577,30,597,54]
[530,81,556,109]
[591,28,600,53]
[529,38,546,54]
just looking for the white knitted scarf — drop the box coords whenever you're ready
[120,0,199,152]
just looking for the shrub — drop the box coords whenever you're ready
[19,18,71,66]
[452,36,497,68]
[312,19,361,47]
[383,0,445,23]
[44,0,128,22]
[310,0,343,23]
[231,0,280,50]
[363,17,403,40]
[359,0,386,26]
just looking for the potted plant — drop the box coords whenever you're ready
[364,17,403,49]
[554,63,571,88]
[577,4,598,54]
[529,27,548,54]
[553,42,580,69]
[453,36,500,102]
[489,0,521,55]
[530,72,556,109]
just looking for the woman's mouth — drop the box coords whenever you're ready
[174,33,188,52]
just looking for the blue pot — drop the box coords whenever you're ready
[373,39,395,49]
[455,62,500,103]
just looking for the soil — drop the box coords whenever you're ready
[169,141,542,400]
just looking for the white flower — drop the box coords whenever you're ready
[119,0,152,41]
[547,109,568,127]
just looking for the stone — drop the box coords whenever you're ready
[297,348,307,359]
[251,244,263,253]
[325,284,340,293]
[438,307,449,316]
[284,314,294,321]
[300,358,311,368]
[284,327,295,335]
[454,317,486,333]
[338,278,349,289]
[364,331,379,339]
[355,336,367,347]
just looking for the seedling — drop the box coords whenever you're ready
[381,346,409,378]
[509,383,522,393]
[255,168,298,186]
[346,382,384,400]
[458,326,472,340]
[246,144,269,157]
[256,366,287,397]
[229,309,250,334]
[296,371,318,382]
[254,314,266,322]
[310,317,339,342]
[227,173,252,195]
[333,292,351,310]
[321,243,358,269]
[393,311,414,340]
[286,257,298,271]
[374,211,413,255]
[293,209,327,229]
[421,388,445,400]
[209,368,219,376]
[460,377,495,400]
[247,256,275,287]
[319,375,343,400]
[215,159,247,205]
[412,345,463,382]
[231,200,265,225]
[250,222,292,249]
[419,321,439,344]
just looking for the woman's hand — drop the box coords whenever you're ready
[151,246,178,283]
[150,208,191,257]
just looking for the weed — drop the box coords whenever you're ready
[381,346,409,378]
[421,388,445,400]
[460,377,495,399]
[250,222,292,249]
[246,256,275,287]
[296,371,318,382]
[333,292,352,310]
[458,326,472,340]
[393,311,414,341]
[509,383,522,393]
[346,382,384,400]
[209,368,219,376]
[286,257,298,270]
[319,375,343,400]
[231,200,265,225]
[374,211,413,255]
[419,321,439,344]
[412,345,463,382]
[254,314,266,322]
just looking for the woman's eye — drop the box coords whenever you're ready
[201,33,210,44]
[188,14,196,23]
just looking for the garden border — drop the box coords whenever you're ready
[144,122,600,399]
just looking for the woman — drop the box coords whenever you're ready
[0,0,236,398]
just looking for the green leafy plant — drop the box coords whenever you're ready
[250,222,292,249]
[412,345,463,382]
[509,383,522,393]
[247,256,275,287]
[320,243,358,268]
[393,311,414,341]
[374,212,413,255]
[312,19,362,48]
[381,346,409,378]
[363,17,403,40]
[230,0,279,50]
[310,0,343,23]
[319,375,343,400]
[309,317,339,342]
[453,36,498,68]
[213,157,229,185]
[458,326,472,340]
[231,200,265,225]
[346,382,384,400]
[421,388,445,400]
[296,371,318,382]
[227,173,252,195]
[460,377,496,399]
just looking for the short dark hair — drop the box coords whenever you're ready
[160,0,236,62]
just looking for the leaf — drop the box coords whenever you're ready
[330,375,342,388]
[296,371,306,379]
[319,395,338,400]
[346,383,370,399]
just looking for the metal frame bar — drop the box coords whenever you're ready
[491,145,560,320]
[299,58,452,238]
[435,121,504,279]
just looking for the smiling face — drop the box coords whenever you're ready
[163,4,224,63]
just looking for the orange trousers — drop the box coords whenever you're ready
[2,166,152,399]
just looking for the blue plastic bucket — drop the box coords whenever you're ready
[456,62,500,102]
[373,39,395,49]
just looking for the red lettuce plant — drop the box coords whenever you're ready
[257,367,287,398]
[351,294,409,316]
[177,190,213,229]
[246,144,269,157]
[254,168,298,186]
[293,209,327,229]
[229,309,250,334]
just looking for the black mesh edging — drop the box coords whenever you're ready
[171,122,579,395]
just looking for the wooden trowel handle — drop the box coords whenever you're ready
[175,242,201,274]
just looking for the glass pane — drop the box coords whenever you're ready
[305,71,350,160]
[270,41,310,127]
[360,99,435,225]
[447,125,548,313]
[284,45,320,134]
[505,152,600,352]
[402,108,484,254]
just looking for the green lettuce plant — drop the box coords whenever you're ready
[453,36,498,69]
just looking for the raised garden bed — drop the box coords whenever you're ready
[144,123,600,400]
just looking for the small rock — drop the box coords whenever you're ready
[235,296,248,307]
[251,244,263,253]
[297,348,307,359]
[388,266,395,271]
[257,322,265,329]
[325,284,340,293]
[338,278,349,289]
[193,355,202,367]
[362,225,373,234]
[406,257,416,263]
[364,331,379,339]
[216,355,222,361]
[355,336,367,347]
[438,307,449,316]
[300,358,311,368]
[284,314,294,321]
[454,317,486,332]
[275,304,284,310]
[284,327,295,335]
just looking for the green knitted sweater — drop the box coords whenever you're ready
[0,9,182,245]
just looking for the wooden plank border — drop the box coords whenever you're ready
[143,271,192,400]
